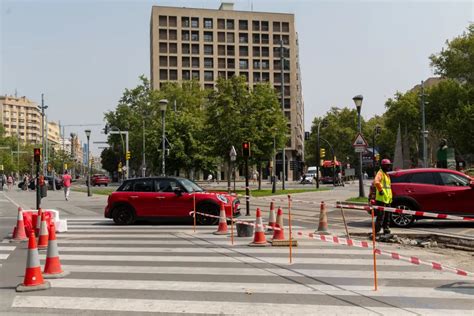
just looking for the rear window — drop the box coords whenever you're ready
[408,172,437,185]
[439,172,470,187]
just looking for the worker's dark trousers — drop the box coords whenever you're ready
[374,200,390,233]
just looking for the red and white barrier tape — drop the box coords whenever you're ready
[297,231,370,248]
[337,202,474,222]
[190,211,279,231]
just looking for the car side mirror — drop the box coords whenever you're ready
[174,187,183,196]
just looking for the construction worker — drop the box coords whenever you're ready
[373,159,393,234]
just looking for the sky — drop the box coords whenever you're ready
[1,0,473,154]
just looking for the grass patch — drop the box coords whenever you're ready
[72,187,115,196]
[345,196,369,203]
[211,188,328,197]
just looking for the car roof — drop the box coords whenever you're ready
[125,176,188,181]
[389,168,469,178]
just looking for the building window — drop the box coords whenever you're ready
[239,33,248,44]
[252,20,260,31]
[239,20,248,30]
[273,34,281,45]
[284,99,291,108]
[204,71,214,81]
[169,56,177,67]
[169,30,177,41]
[273,22,280,32]
[191,17,199,28]
[191,31,199,41]
[239,46,248,57]
[169,16,177,27]
[191,44,199,54]
[240,72,248,81]
[192,57,199,68]
[218,32,225,43]
[227,45,235,56]
[253,72,261,82]
[182,31,190,41]
[204,58,214,68]
[252,34,260,44]
[284,85,290,96]
[218,71,226,78]
[218,58,226,68]
[182,57,190,67]
[203,31,213,42]
[204,18,213,29]
[239,59,248,69]
[159,15,167,27]
[192,70,199,80]
[182,70,190,80]
[262,72,270,82]
[282,22,289,32]
[204,45,213,55]
[169,69,178,80]
[261,59,269,69]
[226,19,234,29]
[169,43,177,54]
[182,17,190,27]
[253,60,261,69]
[261,34,269,44]
[159,69,167,80]
[159,43,167,53]
[253,46,260,57]
[273,47,281,58]
[218,45,225,55]
[227,32,234,43]
[227,58,235,68]
[261,47,269,57]
[282,35,289,45]
[159,56,168,67]
[217,18,225,29]
[159,29,167,40]
[261,21,269,31]
[182,43,190,54]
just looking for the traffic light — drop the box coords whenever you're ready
[118,161,122,173]
[126,151,131,160]
[34,148,41,163]
[103,124,109,134]
[320,148,326,158]
[375,154,380,161]
[242,141,250,157]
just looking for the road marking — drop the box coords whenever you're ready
[294,269,468,280]
[0,254,10,259]
[0,246,16,251]
[1,192,21,208]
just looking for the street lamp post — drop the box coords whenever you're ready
[372,125,381,173]
[229,146,237,193]
[39,94,48,175]
[159,99,168,176]
[420,80,428,167]
[316,119,328,189]
[353,95,365,198]
[142,117,146,177]
[85,129,92,197]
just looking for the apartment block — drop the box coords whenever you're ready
[0,95,42,143]
[150,3,305,180]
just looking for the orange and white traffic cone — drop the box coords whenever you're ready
[12,208,28,242]
[213,203,228,235]
[16,231,51,292]
[35,208,43,236]
[272,208,286,241]
[37,213,49,250]
[316,201,330,235]
[265,201,276,235]
[249,208,268,247]
[44,222,69,279]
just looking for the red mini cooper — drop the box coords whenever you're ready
[105,177,240,225]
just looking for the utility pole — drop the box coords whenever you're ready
[39,94,48,175]
[420,80,428,168]
[280,40,286,190]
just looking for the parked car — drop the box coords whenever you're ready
[18,176,63,190]
[91,174,110,186]
[369,168,474,227]
[104,176,241,225]
[300,173,315,184]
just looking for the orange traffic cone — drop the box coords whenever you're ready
[35,208,43,236]
[213,203,228,235]
[16,231,51,292]
[272,208,286,241]
[37,213,49,250]
[44,222,69,278]
[249,208,268,246]
[265,201,276,235]
[316,201,330,235]
[12,208,28,242]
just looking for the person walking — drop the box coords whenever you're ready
[62,170,72,201]
[373,159,393,235]
[7,174,13,191]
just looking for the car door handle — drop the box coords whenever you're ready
[129,196,139,199]
[155,197,165,199]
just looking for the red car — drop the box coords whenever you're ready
[91,174,110,186]
[105,177,241,225]
[369,168,474,227]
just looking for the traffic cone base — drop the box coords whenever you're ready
[44,270,70,279]
[213,204,229,235]
[16,280,51,292]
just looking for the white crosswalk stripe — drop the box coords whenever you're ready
[11,219,474,315]
[0,243,16,264]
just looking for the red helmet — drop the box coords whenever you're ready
[381,159,392,165]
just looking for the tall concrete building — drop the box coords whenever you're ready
[0,95,42,143]
[150,3,305,180]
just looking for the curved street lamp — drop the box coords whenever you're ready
[352,94,365,198]
[85,129,92,197]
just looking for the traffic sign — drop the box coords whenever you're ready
[354,147,365,153]
[352,133,368,147]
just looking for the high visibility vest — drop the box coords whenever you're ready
[375,170,393,204]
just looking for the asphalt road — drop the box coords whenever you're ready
[0,186,473,314]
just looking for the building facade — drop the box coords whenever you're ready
[0,95,42,143]
[150,3,305,180]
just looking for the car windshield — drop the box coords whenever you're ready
[180,178,205,193]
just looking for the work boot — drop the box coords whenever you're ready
[383,229,391,235]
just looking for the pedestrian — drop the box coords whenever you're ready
[373,159,393,235]
[22,174,28,191]
[207,173,213,184]
[62,170,72,201]
[1,174,5,191]
[7,174,13,191]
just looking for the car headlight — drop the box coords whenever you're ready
[216,194,229,204]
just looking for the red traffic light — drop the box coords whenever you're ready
[242,141,250,157]
[34,148,41,163]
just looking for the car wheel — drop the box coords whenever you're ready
[196,202,220,225]
[390,203,415,228]
[112,205,136,225]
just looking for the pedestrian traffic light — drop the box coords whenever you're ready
[242,141,250,157]
[103,124,109,134]
[320,148,326,158]
[126,151,131,160]
[34,148,41,163]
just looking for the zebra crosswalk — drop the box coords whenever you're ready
[0,240,16,268]
[9,218,474,315]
